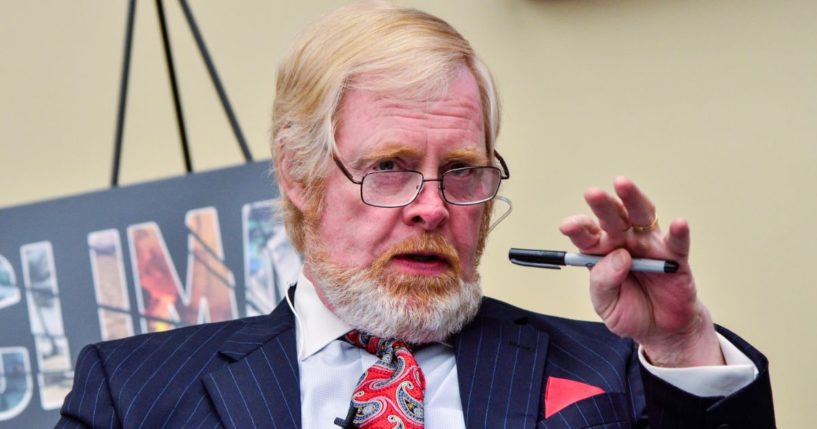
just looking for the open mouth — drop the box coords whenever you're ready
[391,252,452,271]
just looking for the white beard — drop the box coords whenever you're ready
[309,258,482,344]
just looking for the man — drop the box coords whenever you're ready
[57,3,774,428]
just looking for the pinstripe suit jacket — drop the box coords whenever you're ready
[57,294,774,429]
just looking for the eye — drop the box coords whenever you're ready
[447,166,475,178]
[448,161,470,170]
[444,161,474,176]
[374,159,397,171]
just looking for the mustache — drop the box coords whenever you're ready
[371,233,462,277]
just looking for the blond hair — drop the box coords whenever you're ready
[271,1,501,253]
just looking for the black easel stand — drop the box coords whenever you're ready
[110,0,253,187]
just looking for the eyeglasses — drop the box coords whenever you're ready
[332,151,510,208]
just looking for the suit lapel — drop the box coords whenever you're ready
[202,294,301,429]
[455,310,550,429]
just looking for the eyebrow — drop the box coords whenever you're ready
[440,148,489,165]
[352,145,424,169]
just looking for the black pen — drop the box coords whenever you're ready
[509,248,679,273]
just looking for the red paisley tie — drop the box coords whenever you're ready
[341,331,425,429]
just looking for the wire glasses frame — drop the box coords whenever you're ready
[332,151,510,208]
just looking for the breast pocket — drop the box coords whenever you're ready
[538,392,630,429]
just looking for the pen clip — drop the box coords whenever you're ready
[509,258,562,270]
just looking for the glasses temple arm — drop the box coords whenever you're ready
[494,151,510,179]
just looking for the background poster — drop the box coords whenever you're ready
[0,161,300,427]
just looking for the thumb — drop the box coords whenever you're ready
[589,248,631,317]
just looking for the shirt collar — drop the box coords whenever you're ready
[292,268,353,361]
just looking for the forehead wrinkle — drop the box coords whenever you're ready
[383,113,482,135]
[379,102,481,127]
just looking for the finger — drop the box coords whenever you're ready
[559,214,602,250]
[588,248,632,319]
[585,187,630,238]
[613,176,657,230]
[665,218,690,258]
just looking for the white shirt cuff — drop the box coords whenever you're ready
[638,332,759,397]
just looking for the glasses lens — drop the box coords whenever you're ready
[361,171,422,207]
[443,167,501,204]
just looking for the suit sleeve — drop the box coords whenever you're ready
[640,326,776,428]
[55,344,121,429]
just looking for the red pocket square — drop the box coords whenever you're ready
[544,377,606,418]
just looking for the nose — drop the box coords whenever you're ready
[401,181,449,230]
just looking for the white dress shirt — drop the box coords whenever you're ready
[290,269,757,428]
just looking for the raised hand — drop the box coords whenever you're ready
[559,177,724,367]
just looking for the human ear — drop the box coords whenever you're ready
[276,152,308,212]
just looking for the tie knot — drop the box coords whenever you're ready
[339,331,426,428]
[344,331,411,359]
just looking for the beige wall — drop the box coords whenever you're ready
[2,1,814,426]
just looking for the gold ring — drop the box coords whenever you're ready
[631,217,658,233]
